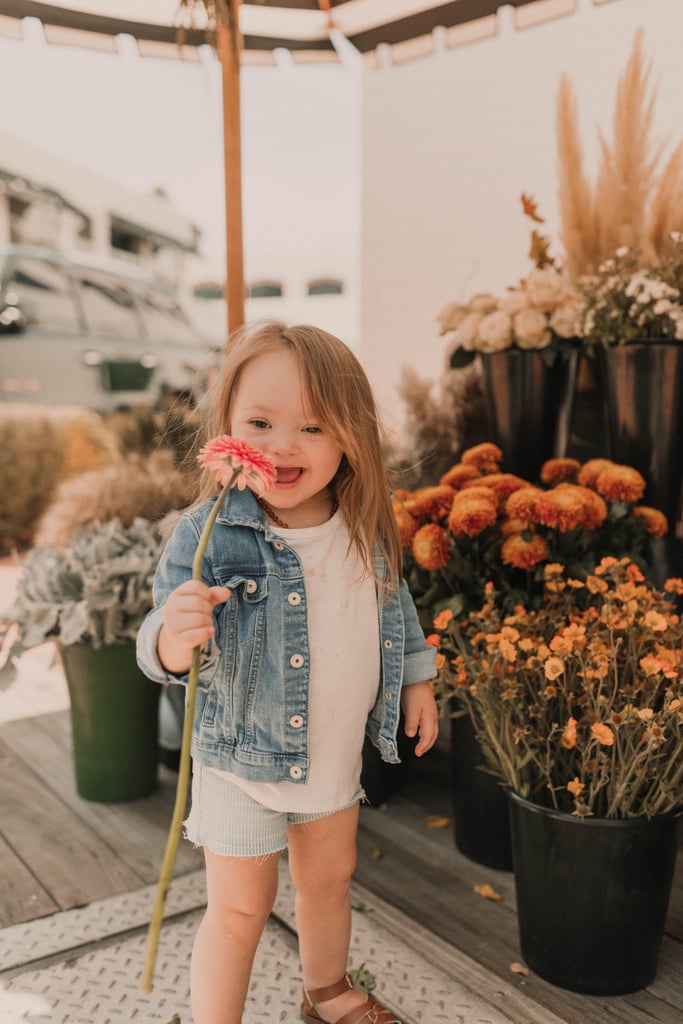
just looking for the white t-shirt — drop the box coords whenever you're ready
[210,511,380,812]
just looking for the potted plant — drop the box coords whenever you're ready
[437,212,586,481]
[0,516,165,801]
[432,556,683,995]
[394,441,670,868]
[577,240,683,583]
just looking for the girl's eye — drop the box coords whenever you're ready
[250,419,270,429]
[303,425,322,434]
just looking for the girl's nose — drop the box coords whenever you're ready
[269,429,299,457]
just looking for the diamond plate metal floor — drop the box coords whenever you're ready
[1,861,517,1024]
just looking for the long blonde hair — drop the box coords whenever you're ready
[199,318,401,587]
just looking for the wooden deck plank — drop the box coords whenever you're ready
[0,833,58,928]
[0,735,142,911]
[0,710,202,884]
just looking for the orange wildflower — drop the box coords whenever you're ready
[633,506,668,539]
[412,523,450,571]
[433,608,454,630]
[439,463,480,490]
[460,442,503,472]
[425,634,441,647]
[501,532,549,570]
[567,777,584,796]
[561,717,578,749]
[591,722,615,746]
[540,458,581,485]
[664,577,683,595]
[544,656,565,680]
[595,463,646,503]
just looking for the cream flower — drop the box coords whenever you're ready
[524,268,569,311]
[478,310,513,352]
[550,300,583,339]
[499,289,529,316]
[454,311,485,350]
[513,306,551,349]
[437,301,469,334]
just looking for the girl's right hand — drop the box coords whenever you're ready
[157,580,231,674]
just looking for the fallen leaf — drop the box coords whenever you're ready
[370,847,384,860]
[510,962,529,976]
[473,882,503,901]
[424,815,453,829]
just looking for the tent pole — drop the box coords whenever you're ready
[218,1,244,341]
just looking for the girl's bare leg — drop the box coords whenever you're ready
[287,802,368,1022]
[190,848,281,1024]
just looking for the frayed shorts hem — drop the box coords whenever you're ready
[183,764,364,859]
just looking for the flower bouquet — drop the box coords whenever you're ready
[579,239,683,348]
[432,556,683,819]
[395,441,667,631]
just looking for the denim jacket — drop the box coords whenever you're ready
[136,487,436,784]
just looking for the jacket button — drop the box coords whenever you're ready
[289,714,304,728]
[384,639,393,648]
[290,654,304,668]
[289,765,303,779]
[384,690,392,702]
[288,592,302,605]
[273,541,285,551]
[245,579,258,594]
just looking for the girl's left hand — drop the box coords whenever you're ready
[401,681,439,757]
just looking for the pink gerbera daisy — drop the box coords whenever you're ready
[197,436,276,494]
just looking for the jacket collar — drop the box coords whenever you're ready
[214,485,270,531]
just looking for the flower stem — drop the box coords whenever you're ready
[141,474,238,992]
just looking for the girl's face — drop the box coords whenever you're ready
[230,346,344,527]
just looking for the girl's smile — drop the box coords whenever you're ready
[230,347,343,527]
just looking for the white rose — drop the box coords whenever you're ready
[499,289,529,316]
[513,306,552,349]
[550,301,584,339]
[524,268,569,311]
[468,292,500,313]
[437,301,468,334]
[477,310,513,352]
[454,311,485,350]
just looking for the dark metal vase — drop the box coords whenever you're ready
[60,642,160,802]
[508,791,681,995]
[596,342,683,581]
[480,347,579,482]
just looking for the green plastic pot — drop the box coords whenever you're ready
[60,641,160,802]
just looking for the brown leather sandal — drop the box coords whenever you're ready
[300,974,404,1024]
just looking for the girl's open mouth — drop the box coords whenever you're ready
[275,467,303,485]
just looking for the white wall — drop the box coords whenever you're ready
[359,0,683,430]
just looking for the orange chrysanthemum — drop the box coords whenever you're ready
[465,473,527,504]
[448,493,498,537]
[500,516,531,536]
[406,485,456,522]
[505,486,543,521]
[534,485,589,532]
[439,463,480,490]
[198,436,277,493]
[460,442,503,472]
[594,463,646,504]
[577,458,615,490]
[540,458,581,485]
[572,486,608,529]
[393,500,419,547]
[633,506,668,539]
[501,532,549,570]
[412,523,451,570]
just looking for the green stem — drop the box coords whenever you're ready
[142,473,238,992]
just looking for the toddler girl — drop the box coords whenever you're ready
[137,319,438,1024]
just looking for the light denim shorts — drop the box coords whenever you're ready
[184,763,362,858]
